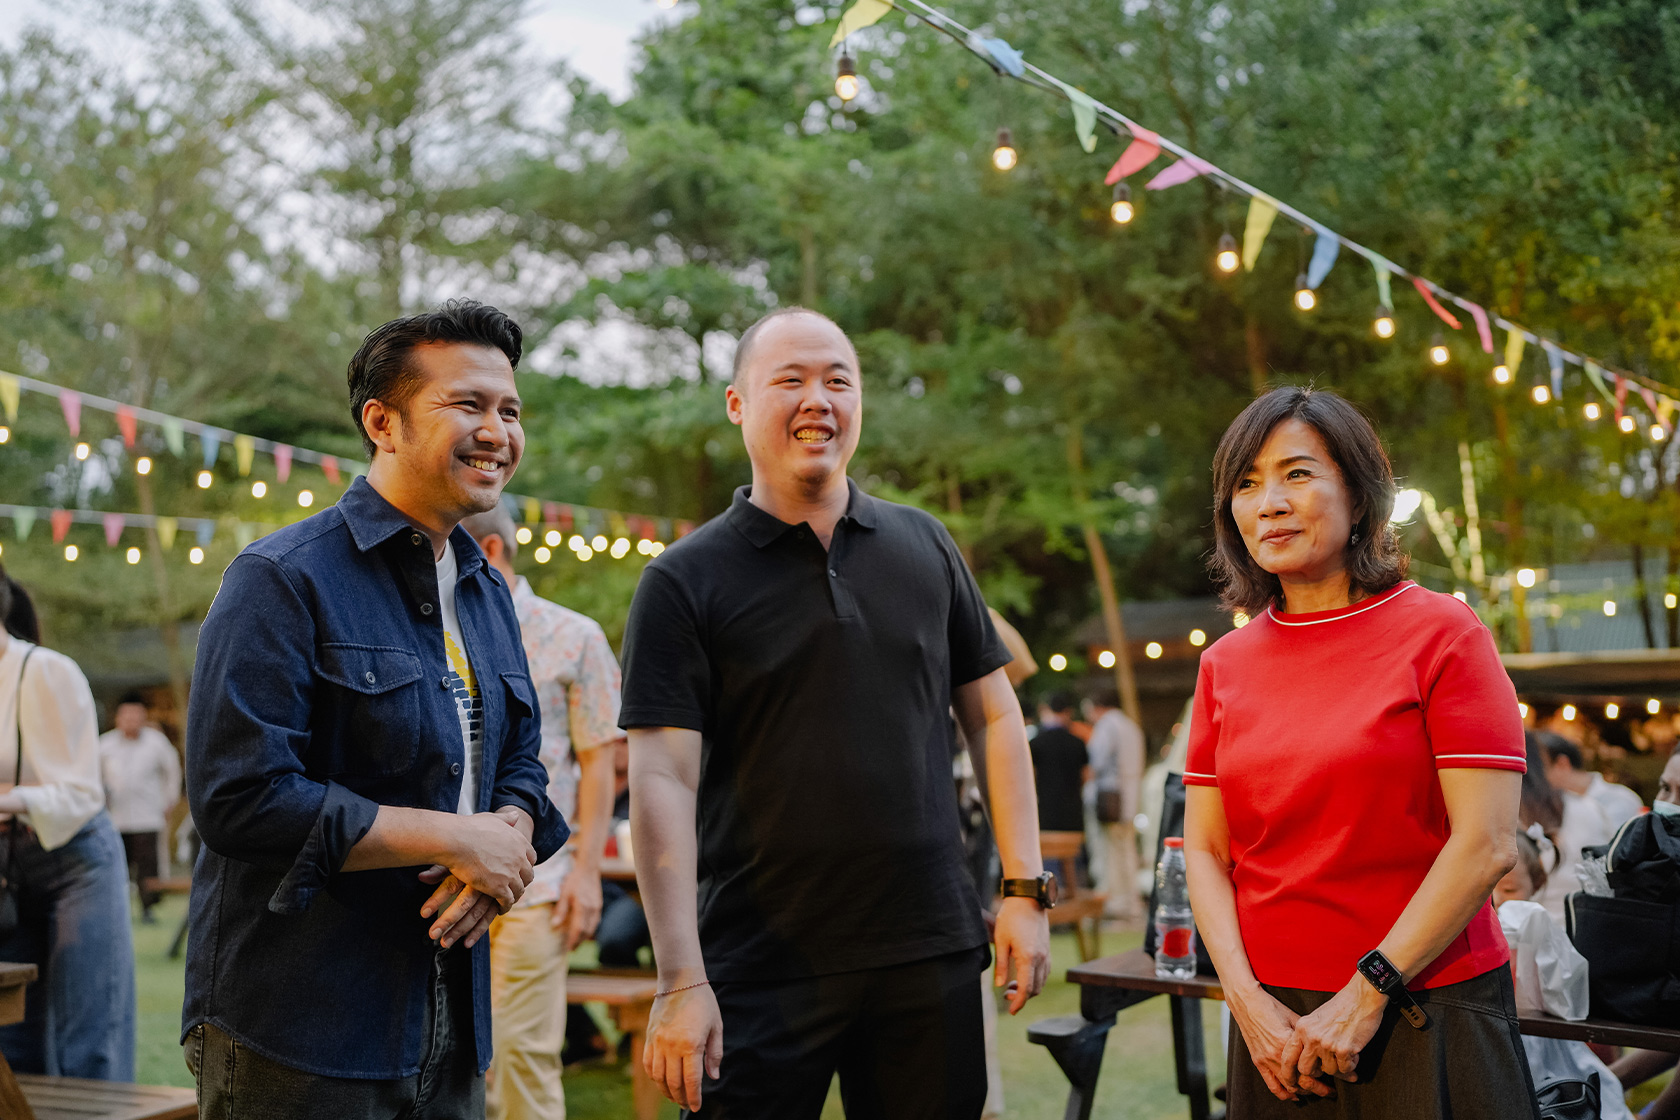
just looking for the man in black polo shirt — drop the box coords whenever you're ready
[620,308,1051,1118]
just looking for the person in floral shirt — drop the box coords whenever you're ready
[465,508,623,1120]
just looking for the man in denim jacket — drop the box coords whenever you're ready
[182,300,568,1119]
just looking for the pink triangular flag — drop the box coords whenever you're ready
[50,509,73,543]
[59,391,82,438]
[116,406,138,448]
[103,513,125,547]
[1461,301,1494,353]
[1640,385,1661,416]
[1411,277,1462,330]
[1145,154,1218,191]
[275,444,293,483]
[1614,377,1628,421]
[321,455,341,485]
[1105,128,1162,184]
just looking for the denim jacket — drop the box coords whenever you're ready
[182,477,568,1078]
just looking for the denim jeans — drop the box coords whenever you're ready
[0,810,136,1079]
[187,946,484,1120]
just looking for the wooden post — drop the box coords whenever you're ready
[1066,424,1141,725]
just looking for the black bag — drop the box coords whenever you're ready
[0,647,36,943]
[1534,1071,1599,1120]
[1095,789,1123,825]
[1566,813,1680,1026]
[1141,772,1218,976]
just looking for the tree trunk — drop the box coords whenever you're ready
[1633,543,1657,649]
[1492,400,1531,652]
[1244,310,1269,396]
[1066,424,1141,725]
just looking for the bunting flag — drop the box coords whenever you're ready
[116,405,138,448]
[59,390,82,438]
[1411,277,1462,330]
[1461,301,1494,354]
[320,456,341,485]
[1504,329,1526,376]
[1615,376,1629,421]
[156,517,178,550]
[235,522,257,550]
[0,373,18,422]
[275,444,293,483]
[103,513,124,547]
[50,509,72,543]
[1105,128,1161,184]
[558,505,575,533]
[201,429,221,469]
[1242,196,1278,272]
[195,521,215,547]
[1584,361,1615,404]
[678,520,697,537]
[1305,224,1339,289]
[234,434,256,476]
[1660,397,1676,432]
[830,0,893,47]
[162,417,184,456]
[1145,154,1217,191]
[1543,341,1564,397]
[1372,260,1394,311]
[1047,78,1098,153]
[12,508,34,542]
[976,37,1023,77]
[523,497,540,524]
[1639,384,1662,418]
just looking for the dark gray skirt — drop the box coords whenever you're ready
[1226,965,1541,1119]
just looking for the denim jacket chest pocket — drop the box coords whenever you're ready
[312,643,425,777]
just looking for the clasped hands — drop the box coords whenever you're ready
[1235,972,1389,1102]
[417,806,537,950]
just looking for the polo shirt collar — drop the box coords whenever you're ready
[727,478,877,549]
[336,475,489,578]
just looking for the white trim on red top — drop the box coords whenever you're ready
[1266,582,1418,627]
[1183,770,1219,782]
[1435,753,1525,765]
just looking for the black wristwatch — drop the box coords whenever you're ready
[1000,872,1059,910]
[1356,949,1431,1029]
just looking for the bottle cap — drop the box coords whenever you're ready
[1164,836,1184,849]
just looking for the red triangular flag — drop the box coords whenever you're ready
[543,502,561,525]
[50,509,73,543]
[1614,377,1629,421]
[1105,128,1161,184]
[103,513,125,547]
[116,406,138,448]
[1640,385,1661,417]
[59,391,82,438]
[321,455,341,485]
[1411,277,1462,330]
[558,505,574,533]
[275,444,293,483]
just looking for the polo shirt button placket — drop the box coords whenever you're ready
[411,533,424,547]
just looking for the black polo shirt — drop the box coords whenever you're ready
[619,480,1011,981]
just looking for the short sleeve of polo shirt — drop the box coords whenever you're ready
[618,565,708,732]
[1425,622,1525,772]
[937,526,1012,686]
[1184,659,1220,788]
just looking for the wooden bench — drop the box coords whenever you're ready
[1041,831,1107,962]
[567,971,660,1120]
[16,1076,195,1120]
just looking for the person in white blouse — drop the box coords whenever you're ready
[0,569,135,1080]
[97,692,182,923]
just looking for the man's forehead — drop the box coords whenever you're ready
[746,315,857,374]
[411,341,516,382]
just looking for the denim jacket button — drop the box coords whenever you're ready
[449,763,462,777]
[440,677,450,690]
[363,671,376,685]
[420,602,434,616]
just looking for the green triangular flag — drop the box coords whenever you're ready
[1372,259,1394,310]
[162,417,184,456]
[13,508,35,542]
[829,0,893,48]
[1048,77,1098,153]
[156,517,178,550]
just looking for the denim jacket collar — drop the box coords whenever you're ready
[337,475,494,586]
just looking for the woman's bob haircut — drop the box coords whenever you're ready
[1210,386,1409,616]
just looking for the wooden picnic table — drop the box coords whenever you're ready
[1033,949,1680,1120]
[598,856,637,885]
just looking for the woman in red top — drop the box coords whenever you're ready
[1184,387,1538,1117]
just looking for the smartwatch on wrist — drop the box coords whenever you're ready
[1000,871,1059,910]
[1356,949,1431,1029]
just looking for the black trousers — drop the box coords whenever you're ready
[689,945,989,1120]
[119,831,161,911]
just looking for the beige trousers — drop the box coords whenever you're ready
[1102,820,1141,919]
[487,904,568,1120]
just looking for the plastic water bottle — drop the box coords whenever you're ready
[1154,837,1198,980]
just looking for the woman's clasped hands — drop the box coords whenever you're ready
[1234,973,1390,1102]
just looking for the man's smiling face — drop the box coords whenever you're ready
[387,341,524,523]
[726,312,861,495]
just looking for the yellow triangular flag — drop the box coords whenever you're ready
[156,517,178,550]
[0,372,18,422]
[1242,196,1278,272]
[234,434,256,476]
[1503,329,1526,374]
[830,0,893,48]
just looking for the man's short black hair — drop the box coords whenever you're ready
[1088,685,1120,710]
[117,690,148,709]
[1541,735,1584,771]
[346,299,523,457]
[1043,691,1077,716]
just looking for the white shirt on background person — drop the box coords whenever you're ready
[98,724,180,834]
[0,640,107,850]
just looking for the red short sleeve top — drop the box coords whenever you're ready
[1186,582,1525,992]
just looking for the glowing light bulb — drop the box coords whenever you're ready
[1145,641,1164,660]
[1603,600,1617,617]
[197,470,213,489]
[126,546,141,564]
[0,426,8,443]
[297,489,314,508]
[1215,233,1239,274]
[1189,629,1207,647]
[1110,182,1134,224]
[611,537,631,559]
[64,544,78,561]
[576,546,594,562]
[1561,703,1577,721]
[1649,699,1663,715]
[544,529,561,547]
[649,542,665,556]
[568,535,585,551]
[251,481,267,498]
[834,54,858,102]
[1232,611,1250,628]
[1667,593,1678,609]
[136,456,152,475]
[1605,703,1620,719]
[1620,415,1637,433]
[1048,653,1067,672]
[1516,568,1536,589]
[592,534,608,552]
[1373,307,1395,339]
[1097,650,1116,669]
[1452,591,1468,602]
[1492,364,1511,384]
[637,539,653,555]
[1531,384,1551,405]
[75,442,90,460]
[534,546,551,563]
[1293,274,1315,311]
[1430,344,1450,365]
[189,546,204,565]
[991,128,1017,172]
[1519,702,1530,718]
[1653,424,1667,442]
[515,526,533,545]
[1584,402,1601,421]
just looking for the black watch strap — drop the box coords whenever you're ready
[1000,872,1058,910]
[1356,949,1431,1029]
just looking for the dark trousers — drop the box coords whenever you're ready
[186,948,483,1120]
[689,946,989,1120]
[119,831,161,912]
